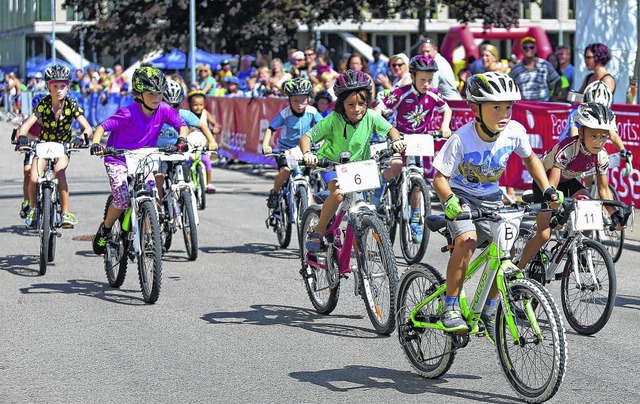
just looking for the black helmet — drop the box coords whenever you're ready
[44,64,71,82]
[283,78,313,97]
[409,55,438,74]
[132,66,166,94]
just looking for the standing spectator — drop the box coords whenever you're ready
[546,53,570,102]
[283,48,298,73]
[509,36,559,101]
[224,76,243,97]
[379,53,411,90]
[468,53,485,75]
[419,38,463,100]
[108,63,128,95]
[555,45,574,89]
[303,47,319,82]
[217,59,233,84]
[269,58,292,92]
[194,64,217,95]
[3,72,22,117]
[346,52,376,98]
[289,51,307,78]
[577,42,616,94]
[236,55,257,93]
[457,67,471,98]
[27,72,46,92]
[480,44,506,73]
[368,46,390,94]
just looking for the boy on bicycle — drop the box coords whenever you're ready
[90,66,189,255]
[431,72,560,334]
[17,64,93,229]
[517,102,626,271]
[262,78,323,209]
[300,70,406,252]
[375,54,453,243]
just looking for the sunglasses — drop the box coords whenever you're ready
[392,63,405,68]
[295,58,304,61]
[304,53,315,56]
[585,55,595,60]
[522,45,536,50]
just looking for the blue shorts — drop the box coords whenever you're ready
[321,171,337,184]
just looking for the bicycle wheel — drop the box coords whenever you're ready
[180,191,199,261]
[495,278,567,403]
[137,199,163,304]
[47,201,58,262]
[275,193,292,249]
[295,184,308,233]
[397,264,455,378]
[399,176,432,265]
[160,199,173,253]
[591,184,624,262]
[195,162,207,210]
[103,195,128,288]
[299,205,339,314]
[561,238,616,335]
[358,213,398,335]
[38,187,53,276]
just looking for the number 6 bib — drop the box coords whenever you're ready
[335,159,381,193]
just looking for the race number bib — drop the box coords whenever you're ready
[36,142,66,159]
[571,200,604,231]
[335,160,380,193]
[285,146,303,169]
[404,134,435,157]
[489,212,523,252]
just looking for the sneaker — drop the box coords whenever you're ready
[206,183,217,194]
[267,191,279,209]
[481,312,496,341]
[19,201,30,219]
[410,222,423,243]
[25,208,36,229]
[440,307,469,333]
[61,212,78,228]
[92,223,110,256]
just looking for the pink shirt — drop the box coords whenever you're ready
[380,84,447,134]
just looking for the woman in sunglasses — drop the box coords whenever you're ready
[577,42,616,95]
[378,53,412,91]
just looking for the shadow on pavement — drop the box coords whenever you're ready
[19,278,147,305]
[201,242,299,260]
[616,294,640,310]
[0,254,40,276]
[0,225,38,238]
[289,365,521,403]
[201,304,383,339]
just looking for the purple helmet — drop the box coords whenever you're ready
[409,55,438,74]
[333,69,372,96]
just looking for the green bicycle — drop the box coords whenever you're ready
[186,131,213,210]
[396,203,567,403]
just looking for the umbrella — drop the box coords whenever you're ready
[150,48,235,70]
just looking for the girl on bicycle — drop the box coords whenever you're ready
[90,66,189,255]
[517,102,625,271]
[299,69,406,252]
[18,64,93,229]
[188,90,222,193]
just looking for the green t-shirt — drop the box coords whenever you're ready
[305,109,392,162]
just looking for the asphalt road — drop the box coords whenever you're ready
[1,120,639,403]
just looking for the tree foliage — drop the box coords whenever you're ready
[63,0,521,59]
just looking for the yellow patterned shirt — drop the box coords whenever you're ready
[34,94,84,143]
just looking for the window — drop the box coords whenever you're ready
[393,35,406,55]
[541,0,557,19]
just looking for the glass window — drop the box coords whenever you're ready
[541,0,557,19]
[393,35,406,55]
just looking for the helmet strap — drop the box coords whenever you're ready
[140,93,159,113]
[477,106,501,138]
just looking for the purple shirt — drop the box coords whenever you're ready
[380,84,447,134]
[102,102,185,164]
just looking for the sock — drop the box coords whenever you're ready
[483,299,498,316]
[411,208,420,223]
[445,295,459,311]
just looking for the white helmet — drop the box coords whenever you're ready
[163,79,184,104]
[466,72,521,103]
[575,102,616,131]
[583,80,613,108]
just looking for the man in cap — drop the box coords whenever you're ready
[509,36,560,101]
[368,46,390,94]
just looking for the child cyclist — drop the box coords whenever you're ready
[17,64,93,229]
[300,69,406,252]
[431,72,561,336]
[517,102,626,271]
[188,90,222,193]
[262,78,324,209]
[90,66,189,255]
[375,54,453,243]
[156,79,218,201]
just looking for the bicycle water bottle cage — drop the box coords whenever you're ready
[339,151,352,164]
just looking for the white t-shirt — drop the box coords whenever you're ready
[433,120,533,197]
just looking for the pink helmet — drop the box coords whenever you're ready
[409,55,438,74]
[333,69,372,96]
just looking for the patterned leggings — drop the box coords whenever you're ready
[105,162,130,210]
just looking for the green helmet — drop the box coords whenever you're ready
[283,78,313,97]
[132,66,166,94]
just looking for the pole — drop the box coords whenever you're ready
[51,0,56,61]
[189,0,196,86]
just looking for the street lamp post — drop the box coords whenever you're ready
[51,0,56,61]
[189,0,196,86]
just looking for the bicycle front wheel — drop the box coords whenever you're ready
[38,187,53,276]
[561,238,616,335]
[396,264,455,378]
[399,176,431,265]
[180,191,199,261]
[593,184,624,262]
[275,194,292,249]
[295,184,308,237]
[358,213,398,335]
[137,199,163,303]
[103,195,127,288]
[195,162,207,210]
[495,278,567,403]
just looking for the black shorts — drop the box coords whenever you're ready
[276,154,289,170]
[532,178,586,203]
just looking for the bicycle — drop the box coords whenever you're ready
[372,131,442,264]
[396,203,567,403]
[157,148,200,261]
[13,134,86,275]
[185,131,210,210]
[95,147,164,304]
[265,148,311,249]
[513,196,633,335]
[299,149,399,335]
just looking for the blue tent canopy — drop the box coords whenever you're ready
[150,49,235,70]
[26,58,76,77]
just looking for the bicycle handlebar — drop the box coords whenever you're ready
[449,202,551,222]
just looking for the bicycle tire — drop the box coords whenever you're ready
[103,195,127,288]
[495,278,567,403]
[47,200,58,262]
[299,205,339,314]
[137,199,163,303]
[593,184,624,262]
[357,213,398,335]
[396,264,455,378]
[275,193,292,249]
[39,187,52,276]
[561,238,616,335]
[399,176,432,265]
[295,184,309,237]
[180,191,199,261]
[160,199,173,253]
[195,162,207,210]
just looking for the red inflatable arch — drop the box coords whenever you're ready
[439,25,553,63]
